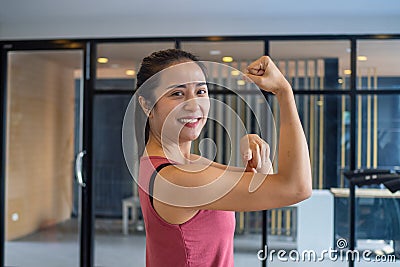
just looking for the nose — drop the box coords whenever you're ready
[183,95,200,111]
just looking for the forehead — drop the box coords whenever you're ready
[158,61,206,89]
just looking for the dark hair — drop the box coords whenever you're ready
[134,49,206,157]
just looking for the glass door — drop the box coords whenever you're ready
[1,46,91,267]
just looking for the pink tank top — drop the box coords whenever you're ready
[138,156,235,267]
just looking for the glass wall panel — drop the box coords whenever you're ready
[357,40,400,90]
[182,41,264,62]
[356,95,400,170]
[334,191,400,261]
[5,51,83,267]
[96,42,175,90]
[270,41,351,90]
[93,42,174,266]
[270,95,350,189]
[333,94,400,262]
[93,94,148,267]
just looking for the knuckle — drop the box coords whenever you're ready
[260,143,267,151]
[264,142,270,150]
[249,134,257,138]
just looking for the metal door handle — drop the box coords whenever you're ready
[75,150,86,187]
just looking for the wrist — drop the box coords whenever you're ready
[276,86,294,101]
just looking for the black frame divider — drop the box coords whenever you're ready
[262,38,270,267]
[81,40,96,267]
[0,43,8,267]
[348,37,358,267]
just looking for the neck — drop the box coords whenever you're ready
[144,131,192,164]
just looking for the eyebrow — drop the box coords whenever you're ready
[166,82,207,90]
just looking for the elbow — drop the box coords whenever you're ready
[297,166,313,201]
[298,185,312,201]
[291,175,312,203]
[282,186,311,207]
[297,178,313,201]
[289,187,311,205]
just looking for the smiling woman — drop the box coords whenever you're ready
[134,49,209,159]
[132,48,312,267]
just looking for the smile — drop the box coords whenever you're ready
[177,117,203,128]
[178,118,200,123]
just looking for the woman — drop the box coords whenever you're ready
[135,49,312,266]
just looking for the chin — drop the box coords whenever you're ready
[178,120,206,142]
[181,127,204,142]
[179,132,201,142]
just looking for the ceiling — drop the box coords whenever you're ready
[1,0,399,23]
[1,0,400,39]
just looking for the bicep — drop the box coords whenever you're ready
[153,164,302,212]
[202,172,302,211]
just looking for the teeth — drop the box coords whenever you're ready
[179,118,199,123]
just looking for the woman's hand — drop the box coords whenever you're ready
[240,134,273,174]
[245,56,292,97]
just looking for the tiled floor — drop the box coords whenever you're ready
[5,219,399,267]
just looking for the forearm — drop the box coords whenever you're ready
[276,89,312,193]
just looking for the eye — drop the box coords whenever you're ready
[197,83,208,96]
[171,91,183,97]
[197,89,207,95]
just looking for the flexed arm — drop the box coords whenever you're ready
[245,56,312,198]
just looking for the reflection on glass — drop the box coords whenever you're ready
[271,95,350,189]
[356,95,400,170]
[334,192,400,259]
[357,40,400,90]
[5,51,82,267]
[270,41,350,90]
[95,42,175,90]
[181,41,264,63]
[333,94,400,261]
[93,94,146,267]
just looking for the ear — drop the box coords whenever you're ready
[138,96,152,117]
